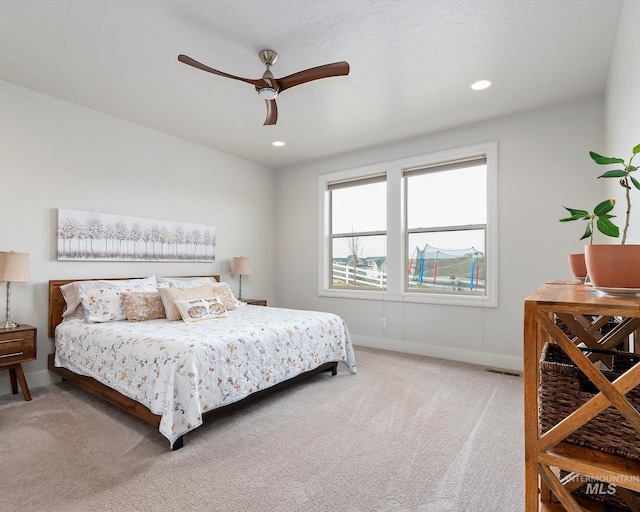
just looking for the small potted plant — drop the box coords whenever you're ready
[559,199,619,279]
[584,143,640,289]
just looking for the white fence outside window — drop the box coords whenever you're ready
[332,262,386,289]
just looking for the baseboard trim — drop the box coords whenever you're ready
[0,368,58,397]
[352,335,523,372]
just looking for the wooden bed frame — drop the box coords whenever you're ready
[47,276,338,450]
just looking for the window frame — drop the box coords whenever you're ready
[318,141,498,307]
[329,173,388,291]
[404,155,488,299]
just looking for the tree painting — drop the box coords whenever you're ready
[57,209,216,262]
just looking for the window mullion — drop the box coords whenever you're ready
[385,165,403,297]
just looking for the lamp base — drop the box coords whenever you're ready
[0,320,18,329]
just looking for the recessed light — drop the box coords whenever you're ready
[272,141,285,147]
[471,80,492,91]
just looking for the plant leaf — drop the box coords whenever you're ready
[590,151,625,165]
[596,217,620,238]
[593,199,615,216]
[580,224,592,241]
[560,217,584,222]
[631,175,640,190]
[559,207,589,222]
[561,206,589,216]
[633,143,640,154]
[598,170,627,179]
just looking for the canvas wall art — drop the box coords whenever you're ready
[57,208,216,262]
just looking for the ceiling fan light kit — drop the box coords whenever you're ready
[258,88,278,100]
[178,49,349,126]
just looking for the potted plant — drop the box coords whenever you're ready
[559,199,619,279]
[584,144,640,289]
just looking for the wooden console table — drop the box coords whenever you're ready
[524,281,640,511]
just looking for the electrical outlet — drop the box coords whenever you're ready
[381,317,387,328]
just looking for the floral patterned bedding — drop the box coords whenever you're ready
[54,306,357,447]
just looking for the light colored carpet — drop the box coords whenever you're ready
[1,347,524,512]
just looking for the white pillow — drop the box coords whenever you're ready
[174,296,229,322]
[157,277,217,288]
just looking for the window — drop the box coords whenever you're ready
[329,174,387,290]
[319,142,497,307]
[405,157,487,297]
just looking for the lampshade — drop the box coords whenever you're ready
[231,256,251,276]
[0,252,30,282]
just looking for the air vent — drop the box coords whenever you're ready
[484,368,521,377]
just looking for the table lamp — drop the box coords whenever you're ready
[0,251,30,329]
[231,256,251,301]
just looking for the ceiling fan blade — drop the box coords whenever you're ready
[178,54,266,87]
[264,99,278,126]
[278,61,350,92]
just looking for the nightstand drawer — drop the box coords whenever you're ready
[0,330,36,364]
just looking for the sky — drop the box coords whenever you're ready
[331,165,486,258]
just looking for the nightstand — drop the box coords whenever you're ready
[243,299,267,306]
[0,324,36,401]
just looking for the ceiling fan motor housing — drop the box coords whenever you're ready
[257,50,279,99]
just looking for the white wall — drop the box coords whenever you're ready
[1,38,619,393]
[0,80,276,394]
[275,98,605,370]
[604,0,640,242]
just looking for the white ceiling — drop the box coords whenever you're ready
[0,0,622,169]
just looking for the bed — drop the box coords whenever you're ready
[47,276,357,449]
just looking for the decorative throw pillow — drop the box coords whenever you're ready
[156,277,240,309]
[79,287,128,323]
[121,291,166,322]
[174,296,229,322]
[157,284,216,321]
[209,282,237,311]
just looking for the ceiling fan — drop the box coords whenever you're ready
[178,50,350,126]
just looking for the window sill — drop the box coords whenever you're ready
[318,288,497,308]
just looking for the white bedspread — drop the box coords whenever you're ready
[54,306,357,447]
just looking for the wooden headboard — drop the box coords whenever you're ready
[48,275,220,338]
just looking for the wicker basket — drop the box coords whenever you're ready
[539,342,640,461]
[540,343,640,510]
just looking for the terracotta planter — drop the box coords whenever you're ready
[584,244,640,288]
[567,253,587,279]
